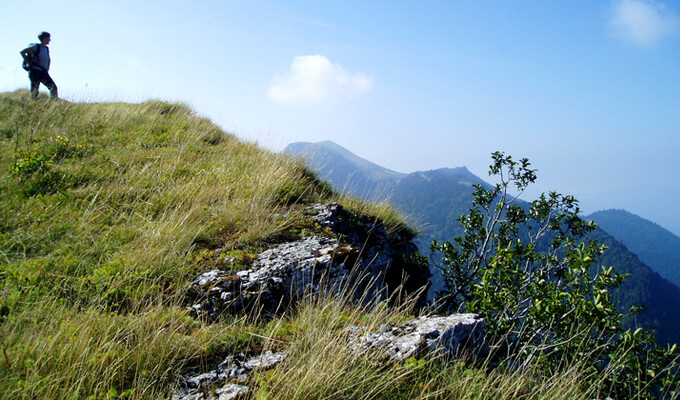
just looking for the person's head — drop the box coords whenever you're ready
[38,31,51,45]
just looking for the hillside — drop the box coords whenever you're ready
[287,140,680,345]
[589,229,680,345]
[587,209,680,288]
[388,167,487,240]
[0,91,608,399]
[284,141,404,200]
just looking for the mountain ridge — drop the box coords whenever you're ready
[286,140,680,345]
[1,91,673,398]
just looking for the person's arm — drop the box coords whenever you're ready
[20,46,36,62]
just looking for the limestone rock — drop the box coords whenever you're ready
[172,351,285,400]
[188,203,429,319]
[215,384,248,400]
[348,314,485,361]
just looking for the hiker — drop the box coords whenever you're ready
[20,31,58,100]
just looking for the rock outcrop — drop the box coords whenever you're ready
[176,203,480,399]
[347,314,485,361]
[188,203,430,319]
[172,350,286,400]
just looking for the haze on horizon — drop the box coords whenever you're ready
[1,0,679,235]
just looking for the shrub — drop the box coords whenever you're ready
[431,151,679,398]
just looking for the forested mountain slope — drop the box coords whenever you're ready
[588,209,680,288]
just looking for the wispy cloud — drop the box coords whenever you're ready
[610,0,680,47]
[268,55,373,105]
[285,15,336,30]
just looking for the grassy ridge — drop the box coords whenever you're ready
[0,90,335,398]
[1,91,334,310]
[0,91,594,399]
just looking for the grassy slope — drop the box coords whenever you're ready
[0,91,595,399]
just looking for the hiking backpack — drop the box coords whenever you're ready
[22,44,41,71]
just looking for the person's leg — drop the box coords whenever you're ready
[28,69,41,99]
[41,72,58,99]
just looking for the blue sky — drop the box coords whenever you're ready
[2,0,680,235]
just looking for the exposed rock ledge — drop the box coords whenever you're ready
[187,203,430,319]
[347,314,485,361]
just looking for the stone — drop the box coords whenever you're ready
[185,371,228,389]
[171,394,203,400]
[348,314,485,361]
[172,351,286,400]
[242,350,286,370]
[215,384,248,400]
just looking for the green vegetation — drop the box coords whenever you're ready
[592,228,680,346]
[432,152,680,399]
[244,292,597,400]
[0,90,674,399]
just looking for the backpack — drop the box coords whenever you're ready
[22,44,40,71]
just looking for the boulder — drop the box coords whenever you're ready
[347,314,485,361]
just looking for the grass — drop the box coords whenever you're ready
[0,90,607,399]
[239,291,599,400]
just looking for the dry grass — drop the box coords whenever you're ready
[249,291,597,400]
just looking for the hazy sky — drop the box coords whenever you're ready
[2,0,679,235]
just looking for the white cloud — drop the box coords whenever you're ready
[268,55,373,105]
[610,0,680,47]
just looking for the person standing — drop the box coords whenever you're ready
[20,31,58,100]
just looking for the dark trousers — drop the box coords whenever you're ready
[29,68,58,99]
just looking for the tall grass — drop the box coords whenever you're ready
[0,90,431,399]
[249,289,597,400]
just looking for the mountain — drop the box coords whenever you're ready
[284,142,482,236]
[587,209,680,288]
[286,140,680,345]
[284,141,404,200]
[389,168,486,235]
[2,91,671,398]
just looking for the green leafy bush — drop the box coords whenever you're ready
[432,151,679,398]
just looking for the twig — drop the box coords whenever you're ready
[248,332,285,343]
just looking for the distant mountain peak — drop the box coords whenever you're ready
[284,141,406,200]
[284,141,485,188]
[285,141,405,180]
